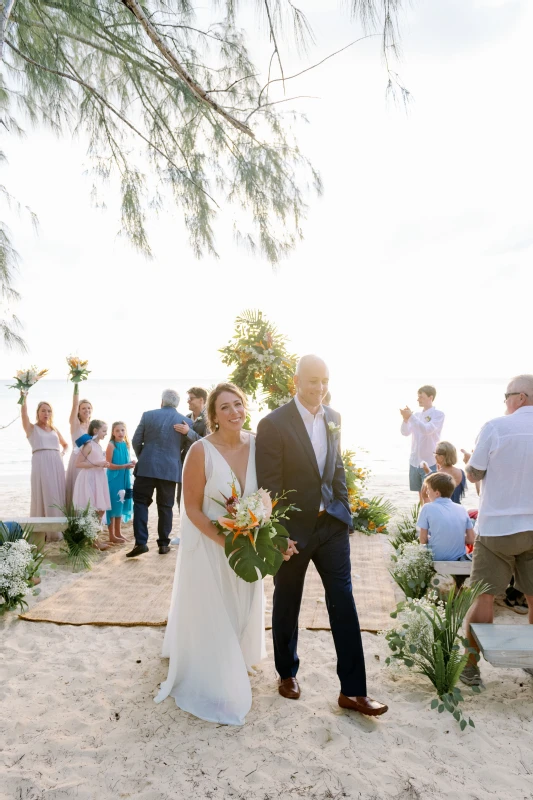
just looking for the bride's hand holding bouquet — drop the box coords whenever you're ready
[213,481,299,583]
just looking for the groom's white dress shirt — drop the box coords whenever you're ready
[294,394,328,478]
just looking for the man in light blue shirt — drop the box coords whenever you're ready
[417,472,474,561]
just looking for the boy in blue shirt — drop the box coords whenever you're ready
[417,472,474,561]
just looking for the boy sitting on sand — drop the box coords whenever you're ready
[417,472,475,561]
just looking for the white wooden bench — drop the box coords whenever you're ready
[2,517,68,548]
[433,560,472,575]
[470,623,533,668]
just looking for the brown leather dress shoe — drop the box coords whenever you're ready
[338,693,388,716]
[279,677,300,699]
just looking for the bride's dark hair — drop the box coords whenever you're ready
[207,383,248,432]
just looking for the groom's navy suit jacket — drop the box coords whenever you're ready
[255,399,352,548]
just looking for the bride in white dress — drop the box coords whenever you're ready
[155,383,273,725]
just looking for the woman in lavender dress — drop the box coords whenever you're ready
[21,399,68,540]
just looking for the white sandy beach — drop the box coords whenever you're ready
[3,475,533,800]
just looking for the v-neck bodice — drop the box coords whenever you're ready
[201,436,256,521]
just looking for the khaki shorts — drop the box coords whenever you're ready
[470,531,533,596]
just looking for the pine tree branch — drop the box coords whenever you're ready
[0,0,17,61]
[5,39,220,208]
[118,0,255,138]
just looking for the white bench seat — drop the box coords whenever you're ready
[2,517,68,547]
[433,560,472,576]
[470,623,533,668]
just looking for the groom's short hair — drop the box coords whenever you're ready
[161,389,180,408]
[188,386,208,402]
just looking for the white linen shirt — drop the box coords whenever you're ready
[401,407,445,468]
[469,406,533,537]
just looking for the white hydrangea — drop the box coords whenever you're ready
[234,492,269,528]
[396,593,443,652]
[392,542,435,586]
[77,512,101,542]
[0,540,35,603]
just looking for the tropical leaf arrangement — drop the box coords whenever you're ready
[57,503,102,571]
[343,451,395,534]
[389,503,421,551]
[0,521,45,614]
[66,355,90,384]
[219,310,298,410]
[213,479,298,582]
[385,583,489,729]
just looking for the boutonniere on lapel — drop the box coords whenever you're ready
[425,415,431,422]
[327,421,341,435]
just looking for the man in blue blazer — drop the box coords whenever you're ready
[127,389,191,558]
[256,355,388,717]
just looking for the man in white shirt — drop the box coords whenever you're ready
[400,385,445,502]
[460,374,533,687]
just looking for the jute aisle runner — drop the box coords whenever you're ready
[20,533,395,632]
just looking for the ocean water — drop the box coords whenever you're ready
[0,375,507,484]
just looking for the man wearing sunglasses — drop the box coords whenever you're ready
[461,374,533,687]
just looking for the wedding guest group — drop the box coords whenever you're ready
[461,374,533,687]
[400,385,445,503]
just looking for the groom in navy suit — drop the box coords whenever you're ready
[256,355,388,717]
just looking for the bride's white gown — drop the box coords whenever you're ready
[154,436,266,725]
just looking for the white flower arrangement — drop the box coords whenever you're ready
[0,539,36,613]
[390,542,436,600]
[327,421,341,434]
[76,513,101,542]
[233,490,272,530]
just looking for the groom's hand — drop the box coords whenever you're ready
[282,539,299,561]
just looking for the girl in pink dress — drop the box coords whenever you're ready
[73,420,111,528]
[65,387,93,505]
[21,399,68,541]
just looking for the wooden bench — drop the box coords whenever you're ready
[433,560,472,588]
[470,623,533,668]
[2,517,68,548]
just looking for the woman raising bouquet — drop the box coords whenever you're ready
[21,398,67,538]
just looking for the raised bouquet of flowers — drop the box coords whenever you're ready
[213,481,298,583]
[9,366,48,404]
[58,502,101,571]
[66,355,90,383]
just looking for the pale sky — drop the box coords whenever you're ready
[2,0,532,381]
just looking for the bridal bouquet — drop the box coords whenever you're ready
[66,355,90,384]
[213,482,298,583]
[9,366,48,404]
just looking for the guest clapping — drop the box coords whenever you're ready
[66,385,93,505]
[21,399,67,536]
[400,385,445,503]
[73,421,111,548]
[106,422,136,544]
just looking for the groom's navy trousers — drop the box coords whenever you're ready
[273,512,367,697]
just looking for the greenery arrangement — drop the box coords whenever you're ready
[342,450,394,534]
[389,503,421,551]
[58,503,102,571]
[390,541,435,600]
[220,310,297,410]
[385,583,488,729]
[0,521,45,613]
